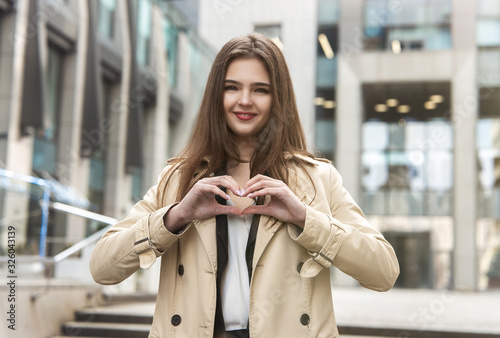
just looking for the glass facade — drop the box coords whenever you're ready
[136,0,152,66]
[315,0,339,161]
[362,82,453,288]
[477,0,500,291]
[97,0,116,39]
[29,45,67,256]
[33,46,63,176]
[163,16,179,88]
[364,0,452,52]
[254,25,283,50]
[130,102,146,203]
[87,77,112,214]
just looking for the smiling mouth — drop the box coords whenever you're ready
[234,112,257,120]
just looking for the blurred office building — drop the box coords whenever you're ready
[1,0,500,295]
[197,0,500,291]
[0,0,214,289]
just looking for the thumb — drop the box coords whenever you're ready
[216,205,243,216]
[242,205,270,216]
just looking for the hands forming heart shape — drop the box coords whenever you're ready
[165,175,306,233]
[225,192,257,212]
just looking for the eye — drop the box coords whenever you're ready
[224,85,238,91]
[255,87,270,94]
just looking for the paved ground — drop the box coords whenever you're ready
[90,287,500,337]
[332,287,500,336]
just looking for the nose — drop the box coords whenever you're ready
[238,89,252,106]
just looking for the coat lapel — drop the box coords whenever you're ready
[193,171,219,272]
[252,166,315,271]
[252,212,278,272]
[194,217,217,272]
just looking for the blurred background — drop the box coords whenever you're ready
[0,0,500,337]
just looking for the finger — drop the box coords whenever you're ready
[242,180,283,197]
[244,174,275,189]
[246,187,281,199]
[221,176,243,196]
[214,205,243,216]
[241,204,271,216]
[203,176,240,196]
[222,175,240,189]
[200,183,231,201]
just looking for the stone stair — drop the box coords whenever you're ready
[55,295,155,338]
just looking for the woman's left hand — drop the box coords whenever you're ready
[241,174,306,228]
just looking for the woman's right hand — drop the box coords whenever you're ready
[163,176,243,233]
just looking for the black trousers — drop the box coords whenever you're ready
[224,329,249,338]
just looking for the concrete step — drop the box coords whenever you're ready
[53,336,109,338]
[61,321,150,338]
[338,325,500,338]
[340,336,394,338]
[75,308,153,325]
[100,292,156,305]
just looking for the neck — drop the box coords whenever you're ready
[234,138,256,162]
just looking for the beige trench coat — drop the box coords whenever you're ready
[90,157,399,338]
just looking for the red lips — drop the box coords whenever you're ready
[233,112,257,121]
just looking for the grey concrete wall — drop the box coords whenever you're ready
[451,0,478,291]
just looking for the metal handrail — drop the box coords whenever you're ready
[0,202,116,265]
[0,168,91,258]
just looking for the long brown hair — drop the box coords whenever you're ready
[158,33,317,205]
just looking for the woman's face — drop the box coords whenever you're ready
[223,57,272,142]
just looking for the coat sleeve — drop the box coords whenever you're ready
[89,167,189,285]
[288,164,400,292]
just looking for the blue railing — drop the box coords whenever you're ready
[0,168,92,258]
[0,168,116,277]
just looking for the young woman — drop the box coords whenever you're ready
[90,34,399,338]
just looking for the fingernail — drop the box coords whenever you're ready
[241,189,246,196]
[237,189,242,196]
[247,193,253,198]
[226,194,231,200]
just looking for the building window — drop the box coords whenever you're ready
[315,0,339,161]
[163,16,179,88]
[0,12,3,81]
[254,25,283,50]
[362,82,452,216]
[476,89,500,290]
[318,0,340,26]
[97,0,116,39]
[136,0,152,66]
[314,87,336,160]
[131,167,143,203]
[476,0,500,291]
[29,46,65,256]
[477,0,500,88]
[477,0,500,47]
[32,46,63,176]
[130,101,146,203]
[361,82,453,289]
[87,77,112,214]
[364,0,452,52]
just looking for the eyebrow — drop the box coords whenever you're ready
[224,79,271,87]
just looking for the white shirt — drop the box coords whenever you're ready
[221,199,254,330]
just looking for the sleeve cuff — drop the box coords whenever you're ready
[287,205,348,278]
[134,203,190,269]
[288,205,333,252]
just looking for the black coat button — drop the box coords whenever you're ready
[178,264,184,276]
[171,314,182,326]
[297,262,304,273]
[300,313,310,326]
